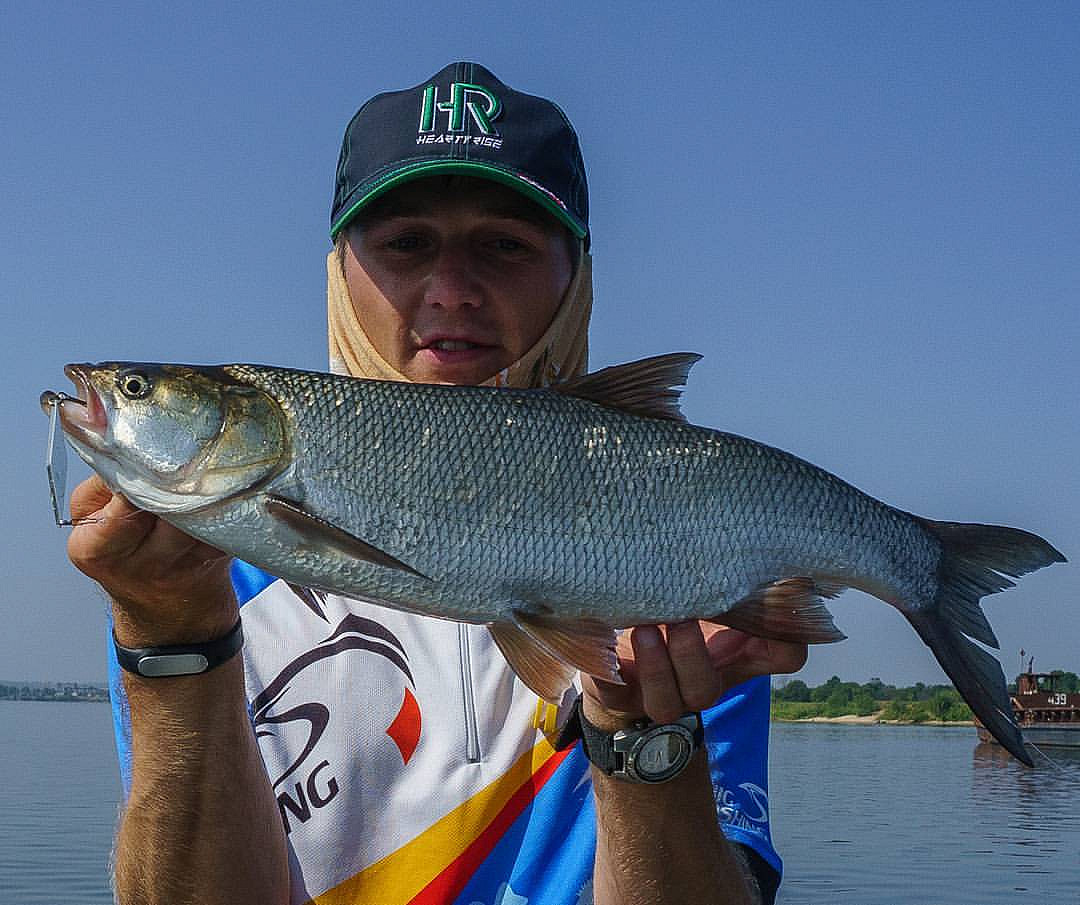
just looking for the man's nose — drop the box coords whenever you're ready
[423,243,482,309]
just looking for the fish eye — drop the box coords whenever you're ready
[117,370,153,399]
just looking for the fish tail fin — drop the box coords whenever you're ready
[906,518,1066,767]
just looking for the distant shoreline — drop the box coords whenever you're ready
[1,682,109,704]
[775,713,975,727]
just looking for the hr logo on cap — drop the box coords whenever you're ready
[419,82,502,135]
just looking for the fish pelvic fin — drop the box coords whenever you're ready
[488,613,622,704]
[488,622,577,704]
[905,518,1066,767]
[551,352,701,422]
[512,611,622,685]
[717,577,848,644]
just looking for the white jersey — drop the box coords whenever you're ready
[107,561,781,904]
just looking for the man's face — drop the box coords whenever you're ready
[343,176,575,385]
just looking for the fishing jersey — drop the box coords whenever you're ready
[107,561,781,905]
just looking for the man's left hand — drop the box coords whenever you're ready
[581,623,807,727]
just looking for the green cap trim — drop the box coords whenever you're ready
[329,160,587,240]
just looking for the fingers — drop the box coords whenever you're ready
[631,623,723,723]
[665,622,726,711]
[768,639,808,675]
[69,474,120,522]
[585,622,810,726]
[68,479,156,571]
[64,474,236,643]
[704,626,808,689]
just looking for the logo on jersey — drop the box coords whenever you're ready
[250,588,422,833]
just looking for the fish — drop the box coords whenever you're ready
[43,353,1065,765]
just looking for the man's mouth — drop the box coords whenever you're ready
[428,339,484,352]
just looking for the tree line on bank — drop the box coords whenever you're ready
[0,681,109,702]
[771,671,1080,722]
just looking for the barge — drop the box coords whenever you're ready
[977,658,1080,749]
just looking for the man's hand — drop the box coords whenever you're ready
[67,474,237,647]
[582,622,807,727]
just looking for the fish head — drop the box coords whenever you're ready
[53,362,288,513]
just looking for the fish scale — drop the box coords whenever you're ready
[218,364,935,625]
[47,354,1066,764]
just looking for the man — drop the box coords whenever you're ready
[68,62,805,904]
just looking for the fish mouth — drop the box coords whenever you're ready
[51,365,108,446]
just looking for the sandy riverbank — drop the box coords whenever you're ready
[776,713,975,726]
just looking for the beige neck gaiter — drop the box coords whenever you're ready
[327,246,593,388]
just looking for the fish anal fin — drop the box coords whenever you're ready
[266,495,429,580]
[513,611,623,686]
[718,577,847,644]
[488,622,577,704]
[551,353,702,422]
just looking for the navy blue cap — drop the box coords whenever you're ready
[331,62,589,246]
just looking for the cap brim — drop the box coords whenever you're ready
[330,160,588,241]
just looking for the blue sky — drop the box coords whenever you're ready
[3,3,1077,686]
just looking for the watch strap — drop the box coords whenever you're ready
[114,619,244,678]
[554,694,621,774]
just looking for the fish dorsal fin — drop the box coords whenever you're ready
[551,353,702,422]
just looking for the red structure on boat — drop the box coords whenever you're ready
[977,655,1080,749]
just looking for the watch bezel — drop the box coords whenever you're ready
[613,717,697,784]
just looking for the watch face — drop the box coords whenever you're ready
[632,727,692,782]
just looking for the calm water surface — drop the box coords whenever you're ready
[770,722,1080,904]
[2,702,120,905]
[4,705,1079,904]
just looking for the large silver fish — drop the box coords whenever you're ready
[44,354,1064,764]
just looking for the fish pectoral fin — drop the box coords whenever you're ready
[513,611,624,686]
[551,352,701,422]
[718,577,847,644]
[488,622,577,704]
[265,495,429,579]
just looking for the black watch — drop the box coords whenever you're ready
[555,694,704,784]
[113,619,244,678]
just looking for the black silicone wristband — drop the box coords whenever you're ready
[113,619,244,678]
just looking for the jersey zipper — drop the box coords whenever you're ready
[458,622,482,763]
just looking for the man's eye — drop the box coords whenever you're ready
[387,235,425,251]
[493,237,526,252]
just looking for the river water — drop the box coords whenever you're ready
[769,721,1080,904]
[3,703,1078,904]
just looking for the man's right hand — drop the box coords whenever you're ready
[69,476,292,904]
[67,474,238,648]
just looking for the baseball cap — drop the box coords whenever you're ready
[330,62,589,247]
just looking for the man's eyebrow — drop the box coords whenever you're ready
[356,201,558,231]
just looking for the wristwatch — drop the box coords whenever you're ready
[113,619,244,678]
[555,694,704,784]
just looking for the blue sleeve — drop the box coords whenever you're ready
[107,560,277,796]
[704,675,782,878]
